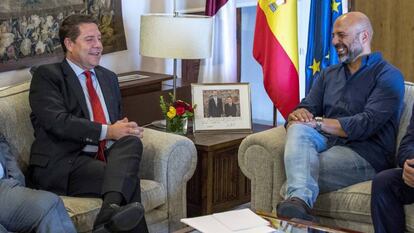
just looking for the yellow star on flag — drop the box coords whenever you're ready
[332,0,341,13]
[309,59,320,76]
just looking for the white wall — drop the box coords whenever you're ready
[240,6,274,125]
[0,0,206,88]
[297,0,311,100]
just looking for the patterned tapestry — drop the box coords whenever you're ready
[0,0,127,72]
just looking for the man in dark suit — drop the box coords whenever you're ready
[0,133,76,233]
[224,96,238,117]
[29,14,148,233]
[208,90,223,117]
[371,106,414,233]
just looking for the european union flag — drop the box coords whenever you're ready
[305,0,343,95]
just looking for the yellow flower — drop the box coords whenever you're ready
[167,106,176,119]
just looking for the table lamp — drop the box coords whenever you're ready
[140,13,213,99]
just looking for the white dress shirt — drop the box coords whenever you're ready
[66,59,114,152]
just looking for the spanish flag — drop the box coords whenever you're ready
[253,0,299,119]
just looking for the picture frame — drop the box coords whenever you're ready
[192,83,252,133]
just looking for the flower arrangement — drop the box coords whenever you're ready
[160,93,196,134]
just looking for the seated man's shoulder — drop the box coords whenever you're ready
[374,61,404,87]
[327,63,342,71]
[380,61,404,77]
[95,65,116,77]
[33,63,63,78]
[94,66,119,84]
[320,63,342,79]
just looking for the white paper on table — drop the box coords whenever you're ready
[181,209,275,233]
[212,209,270,231]
[117,74,149,82]
[236,226,277,233]
[181,215,233,233]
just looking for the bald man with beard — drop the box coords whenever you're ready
[276,12,405,222]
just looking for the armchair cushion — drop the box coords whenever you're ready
[60,196,101,233]
[141,179,166,211]
[315,181,414,232]
[313,181,372,224]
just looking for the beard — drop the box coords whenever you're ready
[336,38,363,64]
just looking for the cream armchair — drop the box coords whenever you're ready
[0,81,197,233]
[238,82,414,232]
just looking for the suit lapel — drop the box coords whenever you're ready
[61,60,90,119]
[95,68,116,123]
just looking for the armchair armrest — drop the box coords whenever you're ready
[238,126,286,212]
[140,128,197,231]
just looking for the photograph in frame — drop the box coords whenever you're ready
[192,83,252,133]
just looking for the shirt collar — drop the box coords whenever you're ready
[66,58,96,77]
[342,51,382,76]
[364,52,382,66]
[341,52,382,67]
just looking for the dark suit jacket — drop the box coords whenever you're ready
[224,103,238,117]
[28,60,122,195]
[208,97,223,117]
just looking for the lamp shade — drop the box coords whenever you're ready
[140,14,213,59]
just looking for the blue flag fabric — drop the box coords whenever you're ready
[305,0,343,95]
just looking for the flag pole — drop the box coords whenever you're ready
[172,0,178,100]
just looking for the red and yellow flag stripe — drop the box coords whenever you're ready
[253,0,299,119]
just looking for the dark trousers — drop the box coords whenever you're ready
[67,136,148,233]
[371,168,414,233]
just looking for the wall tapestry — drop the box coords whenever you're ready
[0,0,127,72]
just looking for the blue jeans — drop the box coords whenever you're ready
[283,124,376,207]
[0,179,76,233]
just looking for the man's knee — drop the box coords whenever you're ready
[286,124,317,141]
[287,123,312,133]
[117,135,143,156]
[29,190,61,214]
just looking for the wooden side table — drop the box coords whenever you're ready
[119,71,192,126]
[186,124,272,217]
[118,70,172,97]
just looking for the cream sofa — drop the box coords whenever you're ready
[238,82,414,232]
[0,80,197,233]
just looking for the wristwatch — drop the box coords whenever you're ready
[315,117,323,131]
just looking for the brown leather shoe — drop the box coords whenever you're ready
[276,197,316,222]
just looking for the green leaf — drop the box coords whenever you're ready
[160,96,167,114]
